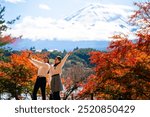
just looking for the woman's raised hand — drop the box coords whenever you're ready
[68,51,73,56]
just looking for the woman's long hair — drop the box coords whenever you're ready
[54,56,62,67]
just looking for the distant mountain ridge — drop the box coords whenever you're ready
[6,39,110,51]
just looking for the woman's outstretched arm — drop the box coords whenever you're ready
[60,52,72,67]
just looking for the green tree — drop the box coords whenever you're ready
[41,48,48,52]
[0,4,20,99]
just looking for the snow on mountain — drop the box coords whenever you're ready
[65,3,134,34]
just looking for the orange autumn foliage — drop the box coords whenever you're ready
[0,35,16,46]
[0,49,51,99]
[79,2,150,100]
[0,51,35,86]
[0,50,49,85]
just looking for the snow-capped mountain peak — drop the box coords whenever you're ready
[9,3,135,42]
[65,3,133,28]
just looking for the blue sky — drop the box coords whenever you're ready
[1,0,147,41]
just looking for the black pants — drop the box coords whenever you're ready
[32,77,46,100]
[50,91,60,100]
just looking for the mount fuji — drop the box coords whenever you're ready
[7,3,135,51]
[65,3,134,33]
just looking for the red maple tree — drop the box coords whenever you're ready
[78,2,150,100]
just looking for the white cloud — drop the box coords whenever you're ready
[5,0,25,4]
[7,4,134,41]
[39,4,50,10]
